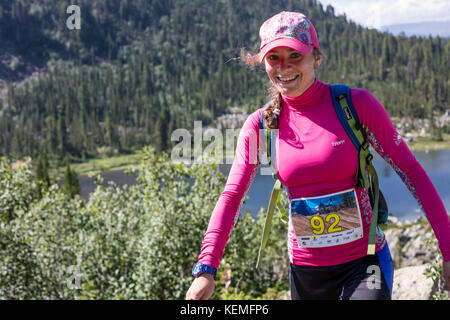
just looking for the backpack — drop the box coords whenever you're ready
[256,84,389,268]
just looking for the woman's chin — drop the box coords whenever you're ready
[275,80,303,96]
[278,87,302,97]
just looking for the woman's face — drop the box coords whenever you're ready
[264,47,321,98]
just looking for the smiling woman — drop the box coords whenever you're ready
[186,10,450,301]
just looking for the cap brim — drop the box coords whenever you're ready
[259,38,313,63]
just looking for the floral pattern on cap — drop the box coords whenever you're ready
[260,11,312,49]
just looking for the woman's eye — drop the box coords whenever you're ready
[267,55,278,60]
[290,53,301,58]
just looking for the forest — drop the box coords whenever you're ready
[0,0,448,165]
[0,0,449,301]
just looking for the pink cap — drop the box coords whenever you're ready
[259,11,320,62]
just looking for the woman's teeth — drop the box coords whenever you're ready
[277,75,299,82]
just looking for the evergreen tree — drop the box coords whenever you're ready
[34,150,51,197]
[153,107,170,153]
[0,0,448,162]
[62,158,80,199]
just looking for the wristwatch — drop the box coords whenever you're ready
[192,261,217,279]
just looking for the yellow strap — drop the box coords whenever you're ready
[367,163,379,255]
[256,179,281,268]
[276,189,288,224]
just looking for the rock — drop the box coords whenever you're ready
[383,217,438,269]
[403,219,412,225]
[392,264,438,300]
[383,228,403,267]
[383,219,447,299]
[435,110,450,128]
[393,113,449,138]
[216,108,248,130]
[387,216,399,224]
[404,133,415,142]
[401,231,436,267]
[278,290,291,300]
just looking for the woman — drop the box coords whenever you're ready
[186,11,450,300]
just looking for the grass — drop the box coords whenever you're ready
[47,133,449,180]
[405,134,450,152]
[49,147,233,180]
[50,151,143,179]
[380,215,429,231]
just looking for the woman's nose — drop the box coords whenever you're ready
[277,58,287,70]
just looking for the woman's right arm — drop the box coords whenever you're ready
[186,109,263,299]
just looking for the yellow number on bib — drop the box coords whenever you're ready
[310,214,342,235]
[326,213,342,233]
[310,216,325,235]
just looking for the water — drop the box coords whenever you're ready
[236,149,450,222]
[371,149,450,221]
[77,170,138,200]
[77,149,450,222]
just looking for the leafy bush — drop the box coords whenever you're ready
[425,237,449,300]
[0,147,290,299]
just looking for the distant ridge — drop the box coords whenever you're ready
[380,20,450,38]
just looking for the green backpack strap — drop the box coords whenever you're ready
[330,84,379,255]
[256,179,282,268]
[256,108,287,269]
[366,164,379,254]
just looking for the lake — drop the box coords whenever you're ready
[237,149,450,222]
[77,149,450,222]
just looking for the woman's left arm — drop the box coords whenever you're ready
[350,88,450,267]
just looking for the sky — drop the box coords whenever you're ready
[318,0,450,30]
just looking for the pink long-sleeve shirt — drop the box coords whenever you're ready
[198,79,450,269]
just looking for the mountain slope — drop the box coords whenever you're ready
[0,0,448,163]
[381,20,450,38]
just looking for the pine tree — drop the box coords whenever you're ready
[1,0,449,162]
[62,158,80,199]
[56,111,67,158]
[34,150,51,197]
[153,107,170,153]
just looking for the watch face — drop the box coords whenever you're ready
[192,262,203,276]
[192,262,216,277]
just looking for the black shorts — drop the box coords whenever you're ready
[289,242,394,300]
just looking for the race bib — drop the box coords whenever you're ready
[289,189,363,248]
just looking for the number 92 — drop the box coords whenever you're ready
[310,214,342,235]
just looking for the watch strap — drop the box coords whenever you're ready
[192,261,217,279]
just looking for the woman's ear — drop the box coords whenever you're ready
[314,54,323,68]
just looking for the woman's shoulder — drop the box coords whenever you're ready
[346,86,386,120]
[326,82,377,107]
[349,86,374,100]
[241,106,265,131]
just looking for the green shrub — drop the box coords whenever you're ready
[0,147,290,299]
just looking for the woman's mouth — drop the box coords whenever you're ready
[276,75,299,83]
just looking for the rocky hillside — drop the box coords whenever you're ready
[384,216,448,300]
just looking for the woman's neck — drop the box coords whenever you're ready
[284,76,316,99]
[281,78,325,109]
